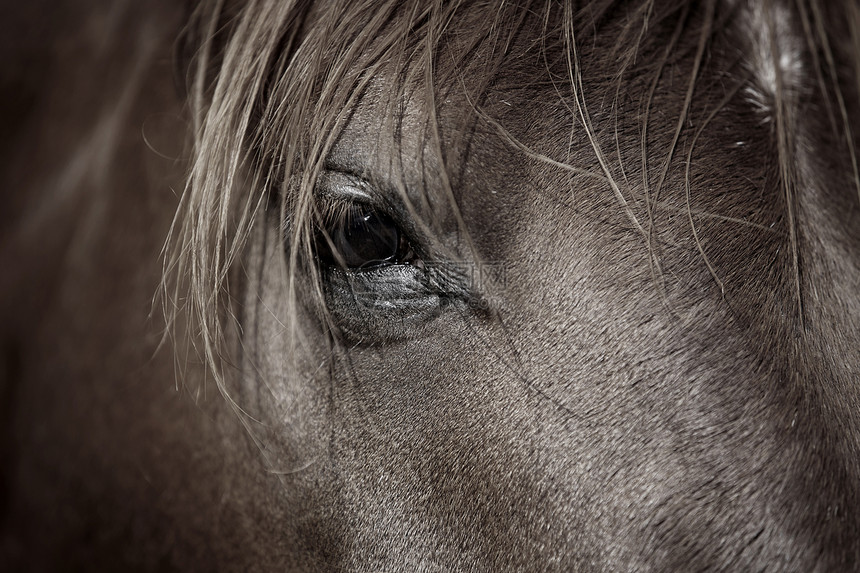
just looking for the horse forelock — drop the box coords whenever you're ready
[165,0,857,373]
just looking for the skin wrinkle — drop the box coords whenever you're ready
[3,0,860,570]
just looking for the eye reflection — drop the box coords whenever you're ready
[317,203,406,269]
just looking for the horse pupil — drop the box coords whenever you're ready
[332,206,400,269]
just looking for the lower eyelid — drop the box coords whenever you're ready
[324,265,440,310]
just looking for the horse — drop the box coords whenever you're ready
[3,0,860,570]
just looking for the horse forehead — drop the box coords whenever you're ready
[326,77,545,214]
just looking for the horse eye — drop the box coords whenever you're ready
[317,204,408,269]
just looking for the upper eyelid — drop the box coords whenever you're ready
[315,170,376,203]
[317,166,420,222]
[315,168,426,248]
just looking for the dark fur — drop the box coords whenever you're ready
[2,0,860,570]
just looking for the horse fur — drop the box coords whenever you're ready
[3,0,860,570]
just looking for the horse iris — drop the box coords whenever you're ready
[324,205,401,269]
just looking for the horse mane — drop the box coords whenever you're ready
[160,0,860,389]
